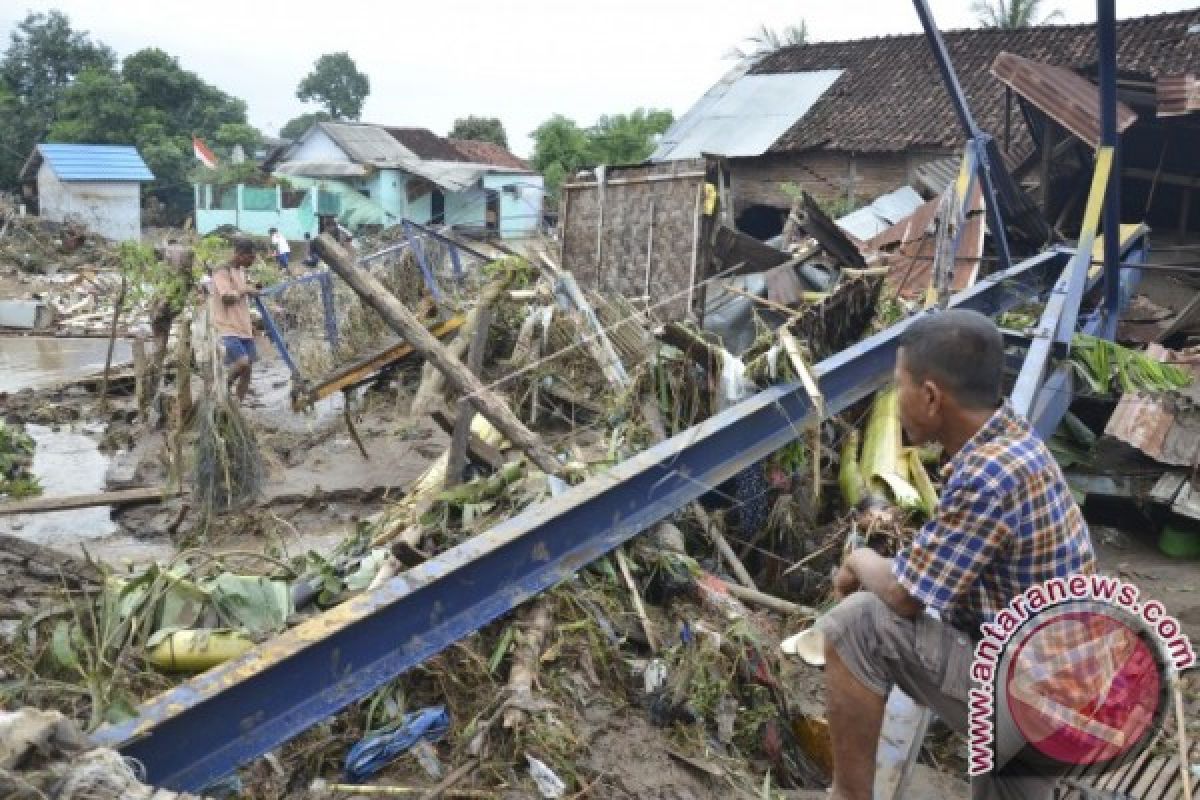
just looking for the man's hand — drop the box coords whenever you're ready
[833,563,860,599]
[242,287,260,299]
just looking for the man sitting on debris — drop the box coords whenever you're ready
[818,309,1094,800]
[211,238,259,403]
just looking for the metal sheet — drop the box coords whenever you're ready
[93,248,1068,793]
[651,69,842,160]
[836,187,925,241]
[991,52,1137,148]
[21,143,154,183]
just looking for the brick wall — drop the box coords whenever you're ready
[730,149,954,213]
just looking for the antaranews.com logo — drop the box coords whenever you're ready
[968,574,1196,775]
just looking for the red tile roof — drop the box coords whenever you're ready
[750,10,1200,153]
[448,138,530,170]
[383,127,468,162]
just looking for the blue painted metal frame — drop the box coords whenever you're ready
[1097,0,1122,334]
[402,219,443,301]
[911,0,1015,273]
[93,249,1067,792]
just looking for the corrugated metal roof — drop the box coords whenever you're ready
[991,52,1137,148]
[651,67,842,160]
[26,144,153,182]
[836,187,925,240]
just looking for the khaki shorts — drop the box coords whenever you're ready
[819,591,1063,800]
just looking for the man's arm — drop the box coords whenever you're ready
[836,548,924,619]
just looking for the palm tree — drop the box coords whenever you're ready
[972,0,1064,28]
[725,22,809,61]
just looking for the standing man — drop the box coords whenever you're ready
[269,227,291,273]
[817,310,1095,800]
[211,238,259,403]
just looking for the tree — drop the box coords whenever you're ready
[47,45,254,220]
[214,122,262,155]
[296,52,369,120]
[588,108,674,165]
[449,116,508,148]
[530,108,675,206]
[972,0,1063,28]
[725,22,809,61]
[279,111,331,140]
[0,11,115,187]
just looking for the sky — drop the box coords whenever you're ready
[2,0,1196,157]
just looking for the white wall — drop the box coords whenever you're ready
[288,128,352,162]
[38,163,142,241]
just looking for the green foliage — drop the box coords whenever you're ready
[35,40,253,203]
[188,160,267,188]
[530,108,674,205]
[449,115,508,148]
[279,110,331,140]
[0,421,40,499]
[214,122,261,154]
[725,21,809,60]
[0,11,115,188]
[971,0,1063,28]
[1069,334,1192,396]
[296,52,370,120]
[118,240,198,316]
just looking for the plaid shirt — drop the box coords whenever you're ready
[893,403,1095,635]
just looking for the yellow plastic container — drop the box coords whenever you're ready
[146,629,254,672]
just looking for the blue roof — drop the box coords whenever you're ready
[35,144,154,182]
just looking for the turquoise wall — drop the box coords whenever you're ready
[482,173,545,238]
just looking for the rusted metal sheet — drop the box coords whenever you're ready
[865,184,985,298]
[1157,73,1200,117]
[991,52,1137,148]
[1103,344,1200,466]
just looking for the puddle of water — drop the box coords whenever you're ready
[7,423,116,546]
[0,337,132,393]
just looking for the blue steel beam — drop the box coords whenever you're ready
[92,249,1068,793]
[1011,148,1114,419]
[1098,0,1122,334]
[911,0,1017,272]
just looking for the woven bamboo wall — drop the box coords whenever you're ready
[560,161,706,321]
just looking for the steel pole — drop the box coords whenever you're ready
[1098,0,1121,333]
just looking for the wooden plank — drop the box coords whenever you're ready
[297,316,464,409]
[0,486,178,515]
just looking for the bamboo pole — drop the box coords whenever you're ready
[316,235,561,476]
[99,272,128,411]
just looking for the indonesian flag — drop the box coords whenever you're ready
[193,136,218,169]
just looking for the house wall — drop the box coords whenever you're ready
[194,184,317,239]
[447,187,487,229]
[483,173,544,238]
[37,164,142,241]
[730,149,953,213]
[560,161,707,320]
[288,128,353,163]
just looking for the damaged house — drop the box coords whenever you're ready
[195,121,543,240]
[559,9,1199,325]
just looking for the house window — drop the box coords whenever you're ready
[359,188,370,198]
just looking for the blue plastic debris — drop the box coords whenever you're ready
[343,706,450,783]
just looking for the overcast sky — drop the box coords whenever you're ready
[2,1,1195,157]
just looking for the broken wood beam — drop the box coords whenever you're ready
[724,581,814,616]
[316,234,562,477]
[0,486,179,515]
[411,276,509,416]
